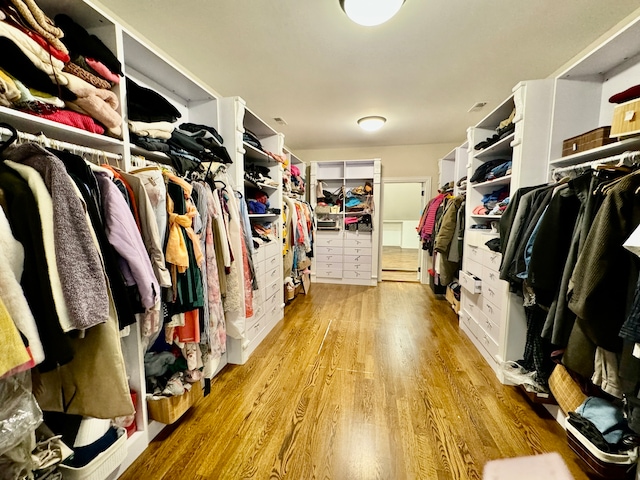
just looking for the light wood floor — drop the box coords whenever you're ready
[120,283,592,480]
[381,246,420,283]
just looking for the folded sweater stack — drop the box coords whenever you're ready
[0,2,123,135]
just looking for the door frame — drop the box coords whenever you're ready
[380,177,432,283]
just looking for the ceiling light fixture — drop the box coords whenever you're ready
[358,116,387,132]
[339,0,405,27]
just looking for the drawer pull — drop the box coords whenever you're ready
[488,288,495,297]
[483,335,489,345]
[489,273,496,280]
[485,320,492,330]
[355,256,360,261]
[487,304,493,313]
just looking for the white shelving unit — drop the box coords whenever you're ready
[548,15,640,173]
[460,80,555,380]
[219,97,285,366]
[0,1,287,476]
[310,159,382,286]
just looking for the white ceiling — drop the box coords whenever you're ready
[95,0,640,151]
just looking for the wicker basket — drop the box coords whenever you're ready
[562,126,615,156]
[548,364,587,415]
[147,382,203,424]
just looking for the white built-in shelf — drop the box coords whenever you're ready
[549,137,640,167]
[248,213,278,219]
[122,31,217,102]
[476,95,515,129]
[470,214,503,220]
[0,106,124,150]
[244,179,278,191]
[243,142,274,162]
[344,211,372,216]
[470,175,512,189]
[474,133,515,159]
[244,107,278,138]
[130,145,171,163]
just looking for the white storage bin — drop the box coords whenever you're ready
[58,428,127,480]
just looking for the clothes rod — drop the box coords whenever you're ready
[0,127,123,162]
[552,150,640,178]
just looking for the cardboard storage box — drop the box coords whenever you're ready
[445,285,460,314]
[562,126,616,156]
[611,98,640,137]
[147,381,203,424]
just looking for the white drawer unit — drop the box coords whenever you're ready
[343,254,371,263]
[254,246,266,263]
[316,261,342,271]
[475,321,499,360]
[316,232,343,246]
[343,262,372,273]
[316,246,343,255]
[459,308,474,330]
[482,280,505,307]
[265,264,280,283]
[317,268,342,278]
[247,317,264,342]
[344,231,373,241]
[343,270,370,279]
[266,301,282,324]
[466,244,483,263]
[482,299,502,330]
[316,253,342,263]
[246,308,264,331]
[482,249,502,270]
[477,310,500,343]
[462,291,484,318]
[344,238,372,247]
[465,257,483,279]
[264,240,280,259]
[254,260,265,279]
[265,254,280,270]
[264,290,280,313]
[312,159,380,287]
[343,246,372,256]
[265,278,280,299]
[460,270,482,294]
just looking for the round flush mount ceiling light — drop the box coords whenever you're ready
[340,0,405,27]
[358,116,387,132]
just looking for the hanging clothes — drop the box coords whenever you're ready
[4,143,109,330]
[0,161,71,371]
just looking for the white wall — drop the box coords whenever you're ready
[383,183,423,220]
[297,142,459,198]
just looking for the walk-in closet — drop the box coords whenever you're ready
[2,1,640,479]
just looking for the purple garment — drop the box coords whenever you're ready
[95,172,159,309]
[5,143,109,329]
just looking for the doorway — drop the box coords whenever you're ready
[380,178,430,283]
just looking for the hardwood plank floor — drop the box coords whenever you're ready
[381,246,419,271]
[120,283,594,480]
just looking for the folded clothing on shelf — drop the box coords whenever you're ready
[486,161,512,181]
[469,158,509,183]
[56,13,122,76]
[474,109,516,150]
[126,76,182,123]
[243,129,263,151]
[482,186,509,210]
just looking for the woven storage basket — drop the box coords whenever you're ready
[548,364,587,414]
[147,382,203,424]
